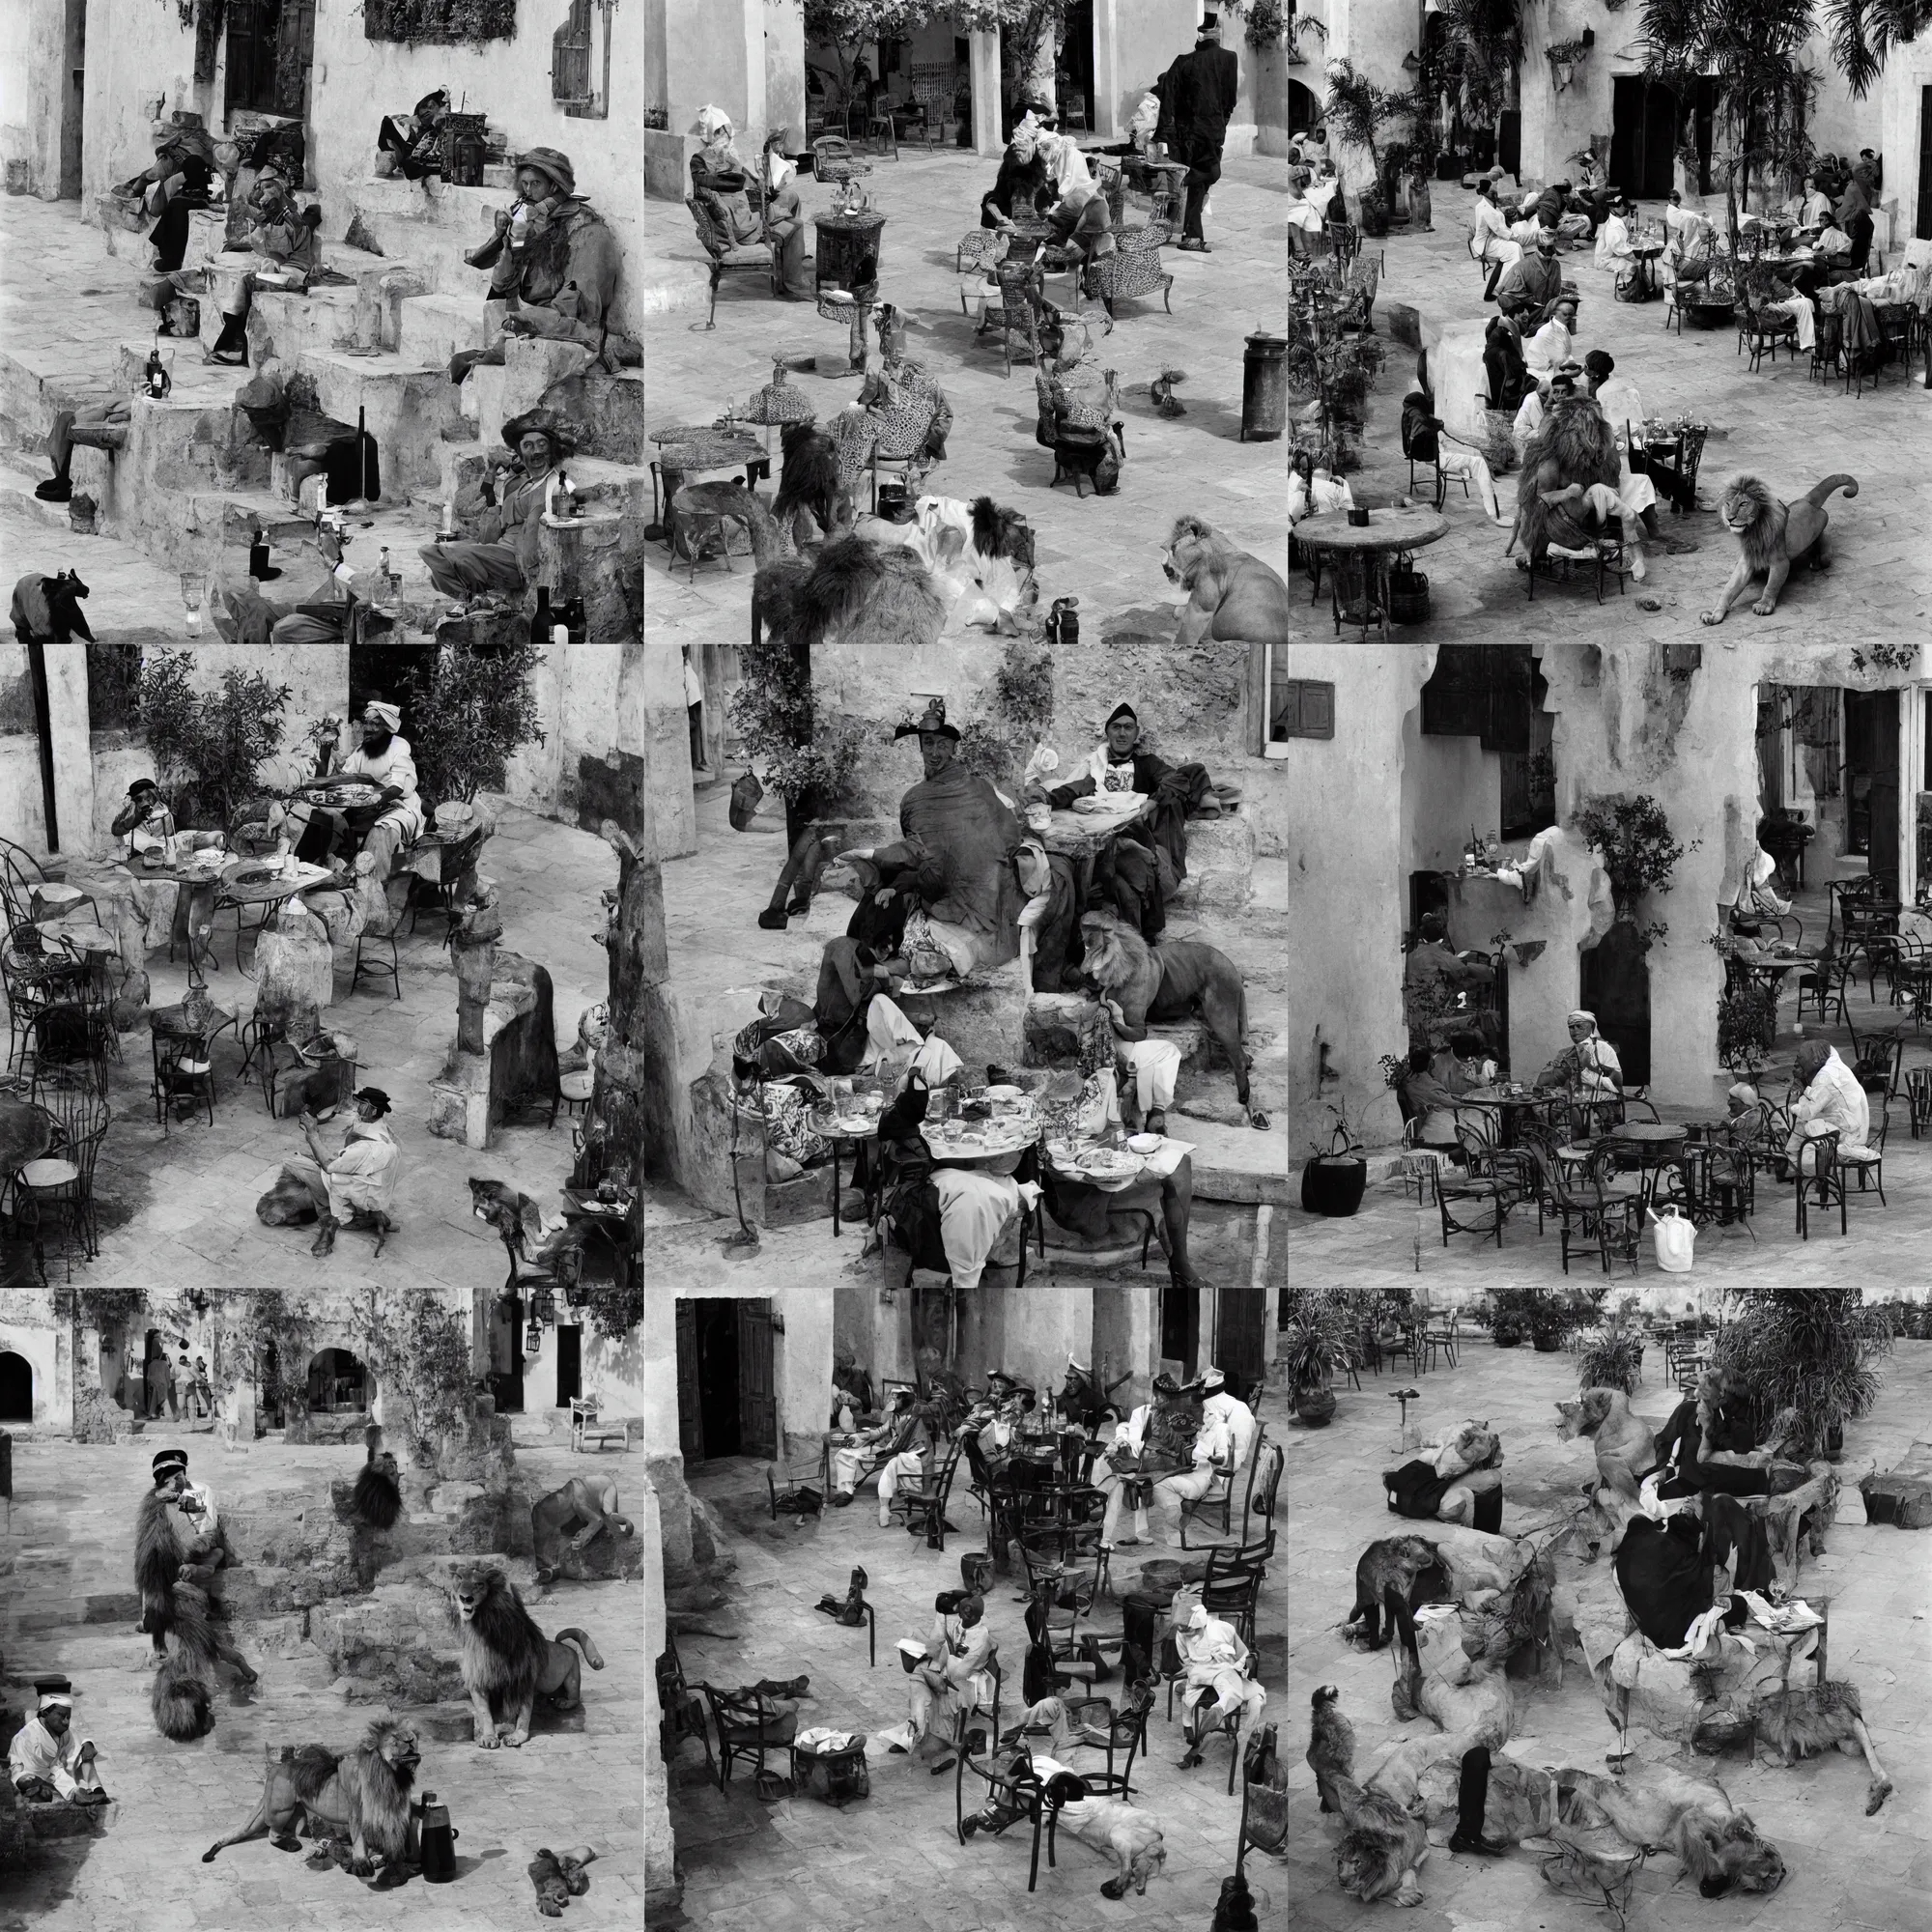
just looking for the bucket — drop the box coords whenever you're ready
[1387,568,1430,625]
[1239,332,1289,442]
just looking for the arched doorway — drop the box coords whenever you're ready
[307,1348,369,1415]
[0,1351,33,1422]
[1288,80,1321,139]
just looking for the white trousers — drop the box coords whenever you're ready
[1118,1039,1180,1115]
[875,1448,926,1523]
[1766,296,1815,351]
[1438,447,1504,521]
[1096,1464,1151,1546]
[1150,1464,1217,1539]
[831,1443,882,1493]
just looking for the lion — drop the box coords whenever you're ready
[1161,514,1293,658]
[1306,1687,1431,1907]
[202,1719,419,1874]
[1551,1763,1785,1896]
[452,1565,604,1748]
[530,1473,636,1583]
[1080,912,1266,1128]
[1555,1388,1657,1512]
[1700,473,1858,625]
[352,1423,402,1530]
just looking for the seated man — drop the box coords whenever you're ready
[111,777,176,859]
[1402,1045,1469,1155]
[1781,1037,1870,1176]
[1494,230,1566,327]
[119,116,218,277]
[760,132,813,299]
[1580,351,1670,566]
[830,1387,916,1502]
[1403,913,1495,1052]
[870,699,1023,984]
[1537,1009,1623,1097]
[1513,387,1635,574]
[1593,194,1634,270]
[8,1687,108,1807]
[1401,389,1507,526]
[1094,1374,1183,1549]
[1038,177,1114,298]
[885,1590,997,1767]
[1511,360,1581,461]
[451,148,639,378]
[376,88,449,183]
[1471,180,1520,297]
[1041,703,1218,942]
[203,156,327,364]
[1522,292,1580,375]
[284,1087,401,1257]
[1174,1602,1266,1768]
[327,699,427,879]
[34,398,131,504]
[1287,448,1353,526]
[420,409,609,610]
[1148,1403,1232,1548]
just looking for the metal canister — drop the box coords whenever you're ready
[1239,331,1289,442]
[418,1793,458,1883]
[1045,597,1079,646]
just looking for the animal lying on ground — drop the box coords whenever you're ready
[1040,1771,1168,1897]
[1700,473,1858,625]
[202,1719,419,1874]
[1551,1762,1785,1896]
[530,1473,636,1582]
[1752,1680,1892,1814]
[451,1566,604,1748]
[1306,1686,1430,1906]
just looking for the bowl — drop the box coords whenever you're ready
[1126,1133,1161,1154]
[984,1084,1021,1102]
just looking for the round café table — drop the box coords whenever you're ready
[647,422,768,541]
[1460,1086,1560,1150]
[1607,1121,1688,1210]
[1294,507,1449,639]
[1627,242,1666,302]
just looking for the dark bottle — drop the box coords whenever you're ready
[249,526,271,580]
[559,595,585,642]
[418,1791,458,1882]
[146,343,169,399]
[530,584,552,643]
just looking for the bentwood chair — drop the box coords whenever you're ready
[1793,1128,1847,1239]
[698,1682,799,1793]
[1179,1423,1268,1549]
[13,1077,110,1282]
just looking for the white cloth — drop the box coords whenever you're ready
[1571,1034,1622,1095]
[1512,389,1544,456]
[1787,1049,1871,1159]
[1117,1037,1180,1114]
[1077,746,1145,795]
[1523,318,1573,375]
[179,1477,219,1538]
[1765,295,1815,351]
[1662,1603,1744,1662]
[1799,189,1832,227]
[1287,471,1352,526]
[930,1169,1024,1292]
[1472,198,1518,265]
[905,1612,997,1745]
[1594,212,1632,269]
[1175,1613,1266,1728]
[1438,445,1504,521]
[864,993,963,1090]
[1201,1391,1257,1474]
[1285,191,1324,236]
[8,1717,97,1799]
[1594,377,1647,443]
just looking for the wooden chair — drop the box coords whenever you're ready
[656,1634,715,1780]
[889,1438,964,1548]
[570,1396,630,1453]
[1834,1101,1889,1206]
[1792,1127,1847,1239]
[1736,295,1800,371]
[1175,1649,1262,1795]
[698,1682,799,1792]
[687,196,780,329]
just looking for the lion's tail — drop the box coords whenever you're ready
[554,1628,604,1671]
[1804,473,1859,510]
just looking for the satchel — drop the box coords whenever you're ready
[729,769,764,831]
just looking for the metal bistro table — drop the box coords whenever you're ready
[1461,1086,1560,1150]
[1295,507,1449,640]
[647,423,768,542]
[1627,242,1666,303]
[806,1104,884,1237]
[1607,1120,1689,1210]
[815,211,887,373]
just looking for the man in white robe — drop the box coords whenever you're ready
[9,1689,107,1804]
[334,700,427,879]
[1175,1603,1266,1765]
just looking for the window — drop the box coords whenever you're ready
[1268,677,1334,752]
[553,0,611,119]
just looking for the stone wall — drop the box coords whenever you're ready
[642,1475,680,1913]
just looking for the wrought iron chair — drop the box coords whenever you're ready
[1834,1101,1889,1206]
[13,1077,110,1282]
[687,195,781,328]
[1792,1127,1847,1239]
[889,1437,964,1549]
[698,1682,799,1792]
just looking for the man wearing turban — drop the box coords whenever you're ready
[9,1682,108,1805]
[332,699,425,877]
[451,147,638,377]
[1538,1009,1623,1097]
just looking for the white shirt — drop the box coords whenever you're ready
[1523,318,1573,374]
[1078,746,1141,794]
[1472,199,1512,256]
[1512,389,1546,450]
[1593,377,1647,443]
[178,1478,218,1538]
[1288,470,1353,526]
[1789,1050,1871,1154]
[1594,212,1632,268]
[327,1119,401,1214]
[8,1716,92,1799]
[683,659,704,708]
[1201,1391,1257,1472]
[1189,1409,1232,1471]
[339,734,422,815]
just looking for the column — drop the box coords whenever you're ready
[1091,0,1122,142]
[970,31,1002,156]
[41,642,95,856]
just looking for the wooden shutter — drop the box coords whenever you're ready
[553,0,593,105]
[675,1302,703,1461]
[1270,677,1335,743]
[737,1301,778,1460]
[1421,643,1534,753]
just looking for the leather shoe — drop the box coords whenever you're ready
[1449,1833,1507,1857]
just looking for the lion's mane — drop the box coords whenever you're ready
[455,1567,545,1720]
[334,1720,416,1860]
[1719,475,1783,573]
[1516,402,1621,555]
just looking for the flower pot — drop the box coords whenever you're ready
[1358,188,1389,239]
[1295,1384,1336,1426]
[1301,1155,1368,1218]
[1492,1323,1522,1348]
[1530,1328,1565,1353]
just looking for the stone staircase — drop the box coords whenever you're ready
[0,184,653,639]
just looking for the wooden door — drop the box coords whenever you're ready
[1846,690,1901,889]
[554,1324,582,1407]
[675,1301,703,1461]
[1579,921,1652,1089]
[1215,1207,1272,1396]
[1611,79,1679,201]
[737,1301,778,1461]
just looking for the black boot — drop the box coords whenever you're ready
[1449,1745,1506,1855]
[34,472,72,502]
[208,315,248,365]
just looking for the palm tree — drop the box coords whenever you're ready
[1819,0,1930,98]
[1432,0,1525,156]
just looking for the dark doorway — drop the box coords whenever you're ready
[350,639,435,730]
[1288,81,1321,138]
[1579,922,1652,1089]
[1610,78,1680,200]
[60,0,85,199]
[1918,89,1932,241]
[1160,1278,1199,1379]
[1692,78,1718,195]
[0,1351,32,1422]
[694,1300,741,1460]
[1844,689,1901,888]
[307,1347,368,1413]
[225,0,316,120]
[1061,1,1094,132]
[490,1293,524,1414]
[25,642,58,853]
[1497,109,1520,184]
[554,1323,582,1407]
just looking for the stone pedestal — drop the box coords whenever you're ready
[537,509,634,641]
[916,961,1030,1078]
[427,937,542,1151]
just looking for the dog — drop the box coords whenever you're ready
[11,568,94,644]
[1342,1537,1450,1651]
[1555,1388,1657,1510]
[1040,1771,1167,1897]
[1080,913,1267,1127]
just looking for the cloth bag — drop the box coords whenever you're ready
[1649,1205,1694,1273]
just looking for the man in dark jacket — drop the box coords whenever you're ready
[1153,13,1239,251]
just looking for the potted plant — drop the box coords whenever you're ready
[134,650,295,830]
[1490,1282,1533,1348]
[402,637,548,810]
[1529,1286,1582,1352]
[1284,1288,1352,1424]
[1301,1104,1368,1217]
[1323,59,1398,237]
[1711,1281,1890,1461]
[1577,1298,1645,1393]
[1573,792,1697,942]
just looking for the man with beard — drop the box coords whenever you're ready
[1154,14,1239,252]
[323,699,425,880]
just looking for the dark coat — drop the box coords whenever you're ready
[1155,44,1239,153]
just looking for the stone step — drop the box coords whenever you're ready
[345,177,504,306]
[395,290,489,369]
[1167,812,1256,913]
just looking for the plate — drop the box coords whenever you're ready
[1077,1149,1140,1179]
[984,1084,1022,1101]
[1126,1133,1161,1154]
